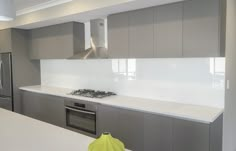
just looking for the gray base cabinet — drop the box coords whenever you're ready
[21,91,65,128]
[97,105,144,151]
[97,104,120,137]
[173,115,223,151]
[21,91,222,151]
[98,104,223,151]
[144,114,172,151]
[118,109,144,151]
[173,119,210,151]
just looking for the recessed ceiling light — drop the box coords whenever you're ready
[0,0,15,21]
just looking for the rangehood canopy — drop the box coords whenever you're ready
[69,19,108,59]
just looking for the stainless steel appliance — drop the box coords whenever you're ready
[69,19,108,59]
[70,89,116,98]
[65,99,97,136]
[0,53,13,111]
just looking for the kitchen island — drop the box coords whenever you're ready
[0,108,129,151]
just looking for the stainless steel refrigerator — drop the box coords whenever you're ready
[0,53,13,111]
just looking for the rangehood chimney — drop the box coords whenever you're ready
[69,19,108,59]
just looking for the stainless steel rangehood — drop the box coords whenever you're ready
[69,19,108,59]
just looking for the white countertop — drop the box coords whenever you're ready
[0,108,93,151]
[20,85,224,124]
[0,108,131,151]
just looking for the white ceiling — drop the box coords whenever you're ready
[14,0,73,15]
[14,0,53,11]
[0,0,183,30]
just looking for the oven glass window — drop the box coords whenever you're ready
[66,108,96,135]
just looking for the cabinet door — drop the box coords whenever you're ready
[22,91,66,128]
[173,119,210,151]
[98,105,144,151]
[144,113,173,151]
[29,22,84,59]
[154,3,183,58]
[118,108,144,151]
[0,29,12,52]
[97,105,120,138]
[108,13,129,58]
[30,23,73,59]
[129,8,154,58]
[183,0,221,57]
[37,94,65,128]
[22,91,41,119]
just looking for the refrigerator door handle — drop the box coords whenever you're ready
[0,61,3,89]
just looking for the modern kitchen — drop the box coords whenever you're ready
[0,0,235,151]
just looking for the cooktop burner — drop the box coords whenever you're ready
[70,89,116,98]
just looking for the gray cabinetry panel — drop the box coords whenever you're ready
[118,108,144,151]
[97,104,120,138]
[154,2,183,57]
[29,22,85,59]
[183,0,221,57]
[108,13,129,58]
[129,8,154,58]
[210,114,223,151]
[22,91,65,128]
[108,0,224,58]
[0,29,12,52]
[144,113,173,151]
[173,119,210,151]
[98,105,144,151]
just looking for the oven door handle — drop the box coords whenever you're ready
[65,107,96,115]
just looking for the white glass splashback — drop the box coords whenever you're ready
[41,58,225,108]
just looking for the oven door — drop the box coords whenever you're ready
[65,106,96,135]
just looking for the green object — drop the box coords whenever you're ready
[88,133,125,151]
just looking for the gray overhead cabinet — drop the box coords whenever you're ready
[183,0,225,57]
[108,8,155,59]
[29,22,85,59]
[154,2,183,58]
[108,0,226,58]
[128,8,155,58]
[108,12,129,58]
[0,29,12,53]
[0,29,41,113]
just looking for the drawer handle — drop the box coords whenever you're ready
[65,107,95,115]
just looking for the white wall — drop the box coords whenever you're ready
[223,0,236,150]
[41,58,225,108]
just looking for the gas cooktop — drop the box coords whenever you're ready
[70,89,116,98]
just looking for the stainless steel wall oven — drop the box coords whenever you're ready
[65,99,97,136]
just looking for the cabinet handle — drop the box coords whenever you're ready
[65,107,95,115]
